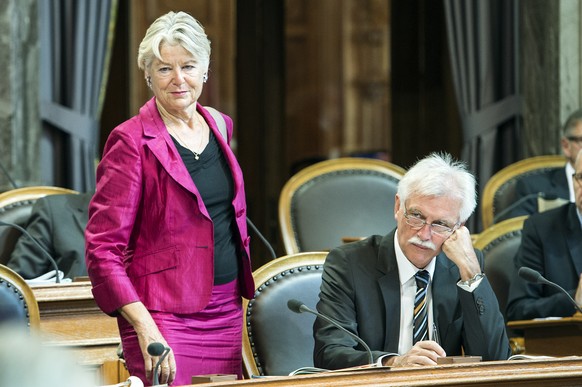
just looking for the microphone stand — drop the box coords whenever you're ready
[288,299,374,365]
[0,220,60,283]
[493,192,545,224]
[0,159,18,189]
[147,342,171,386]
[246,217,277,260]
[518,267,582,314]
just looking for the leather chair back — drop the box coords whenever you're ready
[473,216,527,321]
[242,252,327,377]
[481,155,565,229]
[279,158,405,255]
[0,264,39,328]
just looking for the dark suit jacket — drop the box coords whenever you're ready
[6,193,92,279]
[506,203,582,320]
[313,232,511,370]
[501,167,569,221]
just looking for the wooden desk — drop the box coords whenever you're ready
[508,315,582,356]
[31,281,128,385]
[181,357,582,387]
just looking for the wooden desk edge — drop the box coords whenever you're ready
[508,315,582,329]
[177,357,582,387]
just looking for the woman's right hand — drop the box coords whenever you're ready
[120,302,177,385]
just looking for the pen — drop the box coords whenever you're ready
[433,322,440,345]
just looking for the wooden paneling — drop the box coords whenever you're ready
[508,315,582,356]
[128,0,236,119]
[32,281,127,385]
[284,0,391,176]
[341,0,390,155]
[391,0,462,168]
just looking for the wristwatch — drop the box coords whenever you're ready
[459,273,485,287]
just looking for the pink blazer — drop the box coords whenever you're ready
[85,98,254,315]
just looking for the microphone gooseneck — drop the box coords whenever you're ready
[147,342,171,386]
[0,220,60,283]
[287,298,374,365]
[518,267,582,314]
[246,217,277,260]
[493,192,549,223]
[0,159,18,189]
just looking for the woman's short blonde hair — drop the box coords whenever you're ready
[137,11,211,72]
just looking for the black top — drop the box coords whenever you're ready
[172,130,239,285]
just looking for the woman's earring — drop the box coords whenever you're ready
[203,73,208,83]
[146,76,152,89]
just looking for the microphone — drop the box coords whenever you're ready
[287,299,374,365]
[246,217,277,260]
[147,342,171,386]
[0,219,60,283]
[0,159,18,189]
[518,267,582,314]
[493,192,552,223]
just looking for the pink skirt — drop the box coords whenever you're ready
[118,279,243,386]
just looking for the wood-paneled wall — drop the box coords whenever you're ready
[128,0,236,119]
[100,0,460,265]
[284,0,391,175]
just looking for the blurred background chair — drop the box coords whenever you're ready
[472,215,527,354]
[242,251,327,377]
[278,157,406,255]
[481,155,566,229]
[0,264,40,329]
[0,186,79,265]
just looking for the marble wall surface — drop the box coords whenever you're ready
[521,0,582,157]
[0,0,39,192]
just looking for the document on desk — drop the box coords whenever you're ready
[532,316,563,320]
[289,363,390,376]
[25,270,71,285]
[507,354,555,361]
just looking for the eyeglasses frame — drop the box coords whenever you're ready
[403,206,460,237]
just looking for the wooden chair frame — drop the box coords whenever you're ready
[242,251,328,378]
[0,186,79,208]
[481,155,566,229]
[473,216,528,252]
[0,264,40,329]
[278,157,406,255]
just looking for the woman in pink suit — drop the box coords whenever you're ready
[85,11,254,386]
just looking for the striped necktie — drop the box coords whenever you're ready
[413,270,430,344]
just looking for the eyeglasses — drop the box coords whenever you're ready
[567,136,582,145]
[573,173,582,184]
[403,206,459,237]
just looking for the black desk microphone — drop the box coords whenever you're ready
[518,266,582,314]
[287,298,374,365]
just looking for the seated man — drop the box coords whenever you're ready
[500,109,582,221]
[6,192,92,280]
[314,152,510,369]
[506,149,582,320]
